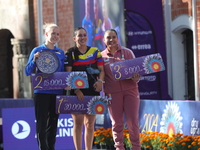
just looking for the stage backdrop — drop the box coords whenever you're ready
[2,100,200,150]
[124,0,170,100]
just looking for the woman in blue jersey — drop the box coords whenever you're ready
[93,0,103,51]
[25,23,65,150]
[65,27,105,150]
[82,0,93,47]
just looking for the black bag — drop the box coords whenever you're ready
[86,54,100,75]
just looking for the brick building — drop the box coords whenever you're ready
[163,0,200,100]
[0,0,74,98]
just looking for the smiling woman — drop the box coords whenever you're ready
[25,23,66,150]
[64,26,105,150]
[101,29,141,150]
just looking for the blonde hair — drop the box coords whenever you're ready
[43,23,58,33]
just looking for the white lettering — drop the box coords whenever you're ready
[140,75,156,82]
[133,31,152,35]
[131,44,151,50]
[57,118,74,127]
[190,118,200,136]
[56,128,73,137]
[64,103,86,111]
[43,79,64,86]
[140,91,157,96]
[127,31,153,36]
[124,66,143,76]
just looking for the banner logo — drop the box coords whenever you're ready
[160,102,183,136]
[11,120,31,139]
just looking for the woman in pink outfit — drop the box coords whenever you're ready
[101,29,141,150]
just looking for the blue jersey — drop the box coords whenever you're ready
[82,16,93,47]
[25,44,66,94]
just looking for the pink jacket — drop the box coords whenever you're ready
[101,45,138,93]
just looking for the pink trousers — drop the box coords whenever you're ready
[107,88,141,150]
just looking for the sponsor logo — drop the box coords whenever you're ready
[11,120,31,139]
[160,102,183,136]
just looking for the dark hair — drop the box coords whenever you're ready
[71,27,88,60]
[73,27,87,37]
[105,29,118,37]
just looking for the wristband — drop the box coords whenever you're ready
[97,79,105,83]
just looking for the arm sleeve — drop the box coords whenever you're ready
[125,48,136,60]
[24,49,37,76]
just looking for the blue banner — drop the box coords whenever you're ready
[139,100,200,136]
[2,107,81,150]
[2,100,200,149]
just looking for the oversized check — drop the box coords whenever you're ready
[56,95,109,114]
[110,53,165,80]
[31,71,89,90]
